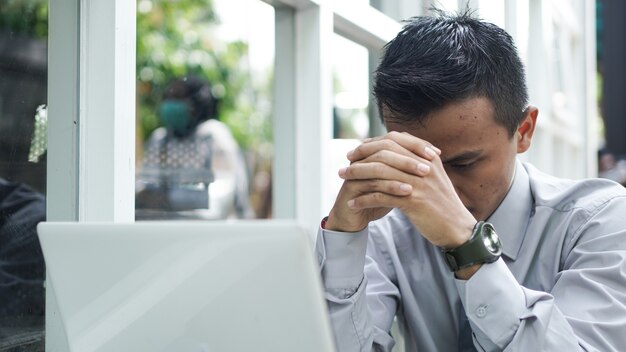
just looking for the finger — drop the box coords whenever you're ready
[362,131,439,151]
[339,162,417,184]
[352,149,431,176]
[349,131,440,162]
[342,179,413,197]
[348,138,424,164]
[400,132,441,155]
[346,192,403,210]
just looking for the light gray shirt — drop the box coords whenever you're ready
[316,160,626,352]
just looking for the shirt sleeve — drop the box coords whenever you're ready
[315,225,399,352]
[455,196,626,352]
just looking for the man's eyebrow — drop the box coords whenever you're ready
[441,150,483,164]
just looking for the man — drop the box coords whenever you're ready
[316,10,626,352]
[136,76,254,219]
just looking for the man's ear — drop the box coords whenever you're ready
[516,106,538,153]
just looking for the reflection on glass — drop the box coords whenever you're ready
[136,76,254,220]
[135,0,274,220]
[332,34,370,139]
[0,1,48,350]
[325,34,371,214]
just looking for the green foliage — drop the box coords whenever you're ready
[137,0,272,151]
[0,0,48,38]
[0,0,273,151]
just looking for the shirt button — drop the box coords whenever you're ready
[476,305,488,318]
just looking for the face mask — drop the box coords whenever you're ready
[159,100,192,135]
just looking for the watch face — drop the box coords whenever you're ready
[482,226,502,254]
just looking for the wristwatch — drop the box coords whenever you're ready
[443,221,502,271]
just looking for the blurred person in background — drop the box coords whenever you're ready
[598,147,626,186]
[136,76,253,220]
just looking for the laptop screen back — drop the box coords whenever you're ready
[38,221,335,352]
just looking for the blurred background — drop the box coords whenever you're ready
[2,0,625,224]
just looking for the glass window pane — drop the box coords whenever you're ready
[326,34,371,213]
[135,0,274,221]
[332,34,370,140]
[0,1,48,349]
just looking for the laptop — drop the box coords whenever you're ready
[37,221,336,352]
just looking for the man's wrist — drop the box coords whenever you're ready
[441,219,476,249]
[455,263,482,280]
[322,213,367,233]
[320,216,329,229]
[443,221,503,273]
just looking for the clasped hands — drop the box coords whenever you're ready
[325,132,476,249]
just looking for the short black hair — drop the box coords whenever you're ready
[374,9,528,136]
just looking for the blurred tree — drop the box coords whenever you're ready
[1,0,272,151]
[0,0,48,38]
[2,0,274,217]
[0,0,49,193]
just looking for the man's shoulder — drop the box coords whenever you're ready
[147,127,168,142]
[195,120,231,139]
[524,162,626,213]
[196,120,239,150]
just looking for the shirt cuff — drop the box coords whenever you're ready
[454,258,526,348]
[315,226,368,289]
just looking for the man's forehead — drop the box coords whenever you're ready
[387,97,498,125]
[384,96,494,120]
[384,114,483,140]
[384,107,508,157]
[383,123,469,159]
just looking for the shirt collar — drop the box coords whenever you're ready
[486,159,534,261]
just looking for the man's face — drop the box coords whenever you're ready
[384,97,520,221]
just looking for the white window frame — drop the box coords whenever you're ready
[269,0,400,235]
[47,0,135,349]
[47,0,400,348]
